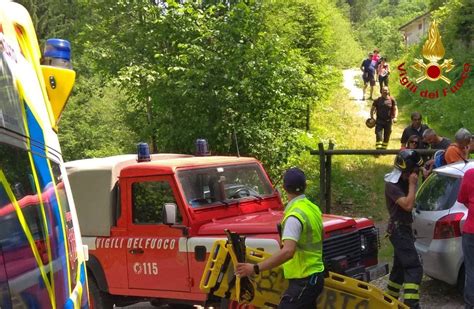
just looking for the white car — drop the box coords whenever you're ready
[413,160,473,291]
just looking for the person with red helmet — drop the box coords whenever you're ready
[384,150,424,309]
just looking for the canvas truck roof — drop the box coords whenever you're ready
[65,153,191,236]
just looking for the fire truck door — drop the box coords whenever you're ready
[126,177,190,291]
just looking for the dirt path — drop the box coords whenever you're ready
[342,68,404,146]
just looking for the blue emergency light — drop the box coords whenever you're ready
[137,142,151,162]
[195,138,210,156]
[42,38,72,69]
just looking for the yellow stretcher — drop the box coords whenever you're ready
[200,232,408,309]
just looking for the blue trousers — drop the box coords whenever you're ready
[463,233,474,309]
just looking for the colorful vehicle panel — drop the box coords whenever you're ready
[0,2,88,308]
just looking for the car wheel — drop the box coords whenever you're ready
[457,264,465,294]
[89,278,114,309]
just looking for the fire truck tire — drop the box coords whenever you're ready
[89,278,114,309]
[220,299,257,309]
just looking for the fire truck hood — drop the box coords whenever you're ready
[197,211,358,236]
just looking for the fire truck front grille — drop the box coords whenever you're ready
[323,231,361,268]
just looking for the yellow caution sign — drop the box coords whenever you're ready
[200,239,408,309]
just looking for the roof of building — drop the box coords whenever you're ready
[399,12,431,31]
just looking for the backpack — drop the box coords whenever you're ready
[369,55,380,72]
[369,59,377,72]
[433,150,446,168]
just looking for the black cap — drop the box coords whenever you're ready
[283,167,306,194]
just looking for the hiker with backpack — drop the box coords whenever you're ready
[377,57,390,94]
[361,52,376,100]
[370,86,398,150]
[445,128,472,164]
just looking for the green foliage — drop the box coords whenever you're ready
[15,0,81,45]
[58,76,138,160]
[61,0,349,177]
[348,0,430,59]
[19,0,363,183]
[357,17,405,60]
[267,0,363,67]
[433,0,474,47]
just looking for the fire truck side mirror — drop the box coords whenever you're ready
[163,203,177,225]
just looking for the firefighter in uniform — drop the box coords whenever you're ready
[384,150,424,308]
[370,86,398,149]
[236,167,325,308]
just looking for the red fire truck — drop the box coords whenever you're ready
[66,144,387,308]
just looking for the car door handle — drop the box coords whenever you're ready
[129,248,144,255]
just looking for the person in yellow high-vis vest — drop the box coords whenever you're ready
[236,167,325,308]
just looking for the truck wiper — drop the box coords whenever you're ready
[221,199,240,207]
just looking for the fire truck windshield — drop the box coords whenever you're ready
[178,163,273,208]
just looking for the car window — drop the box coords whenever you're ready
[416,173,461,211]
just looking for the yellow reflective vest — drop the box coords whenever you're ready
[282,196,324,279]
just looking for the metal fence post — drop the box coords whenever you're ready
[318,143,326,212]
[326,141,334,214]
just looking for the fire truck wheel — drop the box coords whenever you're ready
[220,299,257,309]
[89,278,114,309]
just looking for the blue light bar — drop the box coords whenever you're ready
[195,138,210,156]
[44,39,71,61]
[137,143,151,162]
[42,38,73,69]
